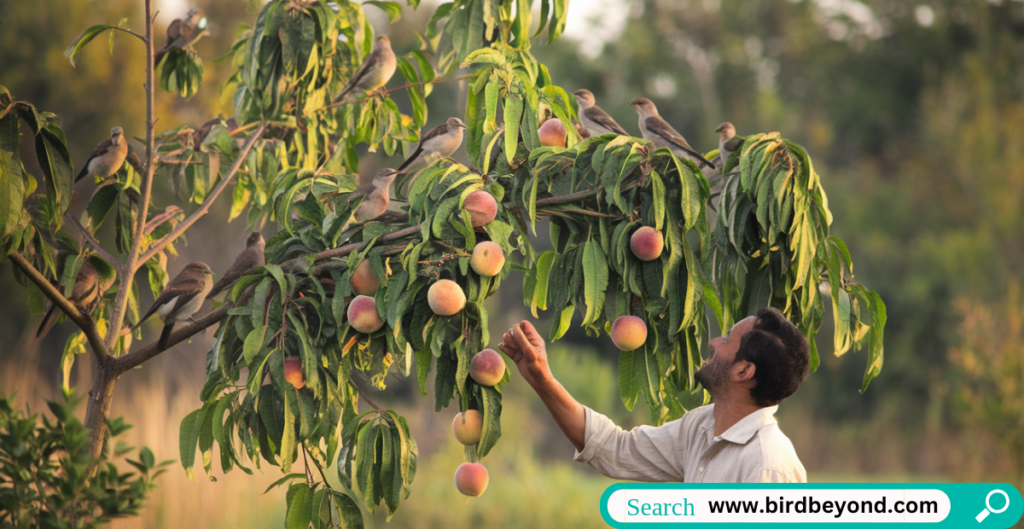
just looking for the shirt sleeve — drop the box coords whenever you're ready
[748,467,807,483]
[572,406,686,482]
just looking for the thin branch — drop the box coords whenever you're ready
[312,225,420,261]
[65,214,122,272]
[112,301,233,375]
[533,189,597,207]
[109,26,147,43]
[358,389,384,413]
[139,124,266,264]
[103,0,158,351]
[323,73,476,111]
[8,252,110,363]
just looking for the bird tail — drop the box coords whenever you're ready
[397,152,418,171]
[159,323,175,350]
[206,281,227,302]
[333,84,354,104]
[74,166,89,183]
[36,305,58,339]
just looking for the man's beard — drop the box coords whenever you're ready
[694,357,728,394]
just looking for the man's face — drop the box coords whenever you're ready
[695,316,757,393]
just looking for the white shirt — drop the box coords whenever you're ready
[573,403,806,483]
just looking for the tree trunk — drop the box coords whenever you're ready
[83,366,118,459]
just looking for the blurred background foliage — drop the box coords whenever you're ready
[2,0,1023,527]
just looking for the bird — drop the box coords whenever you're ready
[398,117,467,171]
[155,8,205,64]
[74,127,129,183]
[715,122,742,172]
[342,168,405,232]
[332,35,397,104]
[132,262,213,350]
[629,98,715,170]
[206,232,265,301]
[573,89,629,137]
[36,259,113,339]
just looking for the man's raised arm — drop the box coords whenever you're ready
[499,320,687,482]
[499,320,586,451]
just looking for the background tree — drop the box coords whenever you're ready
[1,0,891,525]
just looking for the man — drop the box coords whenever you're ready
[498,307,809,483]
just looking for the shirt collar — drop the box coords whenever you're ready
[711,405,779,445]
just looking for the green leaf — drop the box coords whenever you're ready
[530,251,555,317]
[365,1,402,23]
[650,170,666,231]
[244,325,268,365]
[503,93,523,164]
[179,406,208,483]
[64,24,119,67]
[286,484,313,529]
[581,240,609,326]
[476,385,502,458]
[861,290,886,393]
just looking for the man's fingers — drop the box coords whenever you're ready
[511,323,536,355]
[520,320,544,347]
[498,342,518,361]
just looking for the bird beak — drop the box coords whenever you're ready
[395,170,411,175]
[629,99,643,107]
[714,124,724,133]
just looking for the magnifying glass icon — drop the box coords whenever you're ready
[976,489,1010,522]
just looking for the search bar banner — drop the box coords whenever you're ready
[599,483,1022,528]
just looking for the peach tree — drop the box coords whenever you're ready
[0,0,885,525]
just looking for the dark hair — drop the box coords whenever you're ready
[733,308,810,407]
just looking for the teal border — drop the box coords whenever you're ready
[599,483,1023,528]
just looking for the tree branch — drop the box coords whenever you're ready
[8,252,110,363]
[323,73,477,111]
[103,0,158,352]
[312,225,420,261]
[110,26,147,43]
[112,301,233,375]
[138,124,266,264]
[65,214,123,272]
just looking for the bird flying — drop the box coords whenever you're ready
[75,127,129,183]
[133,262,213,350]
[206,232,265,300]
[398,117,467,171]
[629,98,715,169]
[573,89,629,137]
[333,35,397,104]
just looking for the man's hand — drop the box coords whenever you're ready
[499,320,551,389]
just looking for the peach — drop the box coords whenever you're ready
[470,349,505,386]
[452,410,483,445]
[454,462,489,497]
[610,315,648,351]
[630,226,664,261]
[349,259,380,295]
[470,241,505,277]
[347,295,384,333]
[427,280,466,316]
[463,191,497,228]
[538,118,567,147]
[284,356,305,389]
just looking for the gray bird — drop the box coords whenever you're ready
[75,127,129,183]
[155,8,205,64]
[629,98,715,169]
[206,232,265,300]
[333,35,397,104]
[398,117,467,171]
[573,89,629,137]
[343,168,406,232]
[36,259,113,339]
[715,122,742,172]
[132,262,213,350]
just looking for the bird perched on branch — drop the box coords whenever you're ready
[133,262,213,350]
[629,98,715,170]
[343,168,405,232]
[573,89,628,137]
[36,259,113,339]
[715,122,742,172]
[333,35,397,104]
[398,117,467,171]
[206,232,265,301]
[74,127,129,183]
[155,8,206,64]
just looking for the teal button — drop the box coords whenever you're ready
[599,483,1023,528]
